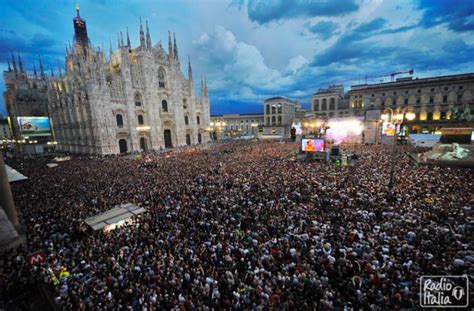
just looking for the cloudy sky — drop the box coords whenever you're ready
[1,0,473,116]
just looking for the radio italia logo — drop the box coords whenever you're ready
[420,276,468,308]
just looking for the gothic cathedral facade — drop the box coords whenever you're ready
[4,6,211,155]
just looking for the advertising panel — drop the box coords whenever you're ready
[17,117,51,137]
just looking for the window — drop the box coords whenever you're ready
[271,106,276,114]
[459,85,463,90]
[441,111,447,119]
[271,116,276,125]
[185,115,189,125]
[443,95,447,103]
[444,87,448,91]
[197,116,200,125]
[322,99,327,110]
[359,100,364,108]
[382,93,385,96]
[134,92,142,106]
[138,114,144,125]
[405,91,409,94]
[186,134,191,145]
[381,101,385,107]
[277,104,282,114]
[158,68,166,88]
[314,100,319,111]
[427,112,433,120]
[417,89,421,93]
[277,116,282,124]
[457,94,462,102]
[266,117,270,125]
[431,88,435,92]
[404,98,408,105]
[429,97,434,104]
[183,99,187,110]
[162,100,168,112]
[116,114,123,128]
[266,104,270,114]
[371,93,374,97]
[393,92,397,95]
[416,98,421,105]
[329,98,335,110]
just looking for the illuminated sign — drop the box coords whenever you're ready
[382,122,396,136]
[17,117,51,137]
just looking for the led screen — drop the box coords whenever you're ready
[301,138,324,152]
[17,117,51,136]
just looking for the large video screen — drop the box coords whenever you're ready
[382,122,396,136]
[301,138,324,152]
[17,117,51,137]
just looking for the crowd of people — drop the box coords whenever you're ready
[1,141,472,310]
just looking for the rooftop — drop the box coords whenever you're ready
[350,72,474,91]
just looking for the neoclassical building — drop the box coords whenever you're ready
[3,6,211,155]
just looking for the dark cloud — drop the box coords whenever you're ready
[416,0,474,32]
[308,21,339,40]
[232,0,359,24]
[0,30,63,72]
[311,18,419,67]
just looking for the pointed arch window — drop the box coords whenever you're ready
[158,68,166,88]
[138,114,144,125]
[185,115,189,125]
[134,92,142,106]
[116,114,124,128]
[162,100,168,112]
[196,116,200,125]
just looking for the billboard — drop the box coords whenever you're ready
[382,122,396,136]
[17,117,51,137]
[301,138,324,152]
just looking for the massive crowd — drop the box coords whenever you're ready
[1,141,472,310]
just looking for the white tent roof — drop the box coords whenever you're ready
[83,203,146,231]
[6,165,28,182]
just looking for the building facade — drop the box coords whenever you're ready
[348,73,474,133]
[3,7,211,155]
[263,96,303,136]
[0,118,12,140]
[210,113,264,139]
[311,85,351,119]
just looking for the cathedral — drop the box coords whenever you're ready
[3,5,211,155]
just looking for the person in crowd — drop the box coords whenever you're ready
[1,141,472,310]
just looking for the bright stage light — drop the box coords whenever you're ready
[326,118,364,145]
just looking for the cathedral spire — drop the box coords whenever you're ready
[39,55,45,78]
[11,51,17,72]
[126,27,131,48]
[120,31,124,48]
[58,60,63,78]
[204,75,208,97]
[201,74,204,95]
[146,20,152,50]
[18,52,24,73]
[168,30,173,58]
[139,17,145,49]
[7,58,11,71]
[117,33,121,49]
[33,62,37,78]
[109,40,113,59]
[173,32,179,60]
[188,56,193,81]
[65,43,69,55]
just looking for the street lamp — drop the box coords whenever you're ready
[381,107,415,192]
